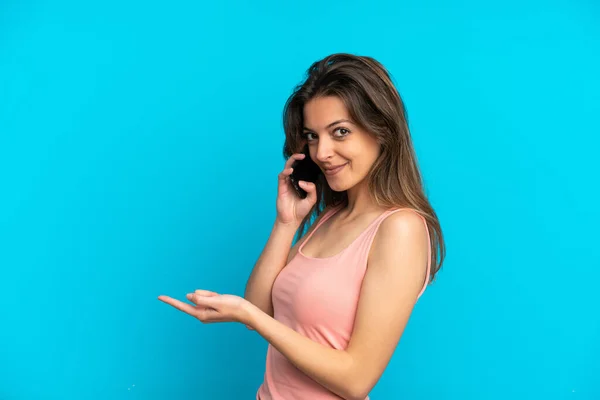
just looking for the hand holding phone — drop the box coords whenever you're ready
[275,145,322,226]
[289,145,322,199]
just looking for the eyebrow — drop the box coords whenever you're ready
[303,119,353,132]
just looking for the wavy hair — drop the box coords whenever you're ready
[282,53,445,282]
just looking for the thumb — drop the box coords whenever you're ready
[188,293,219,308]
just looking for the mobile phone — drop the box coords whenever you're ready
[289,145,322,199]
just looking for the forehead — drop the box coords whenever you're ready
[303,96,350,129]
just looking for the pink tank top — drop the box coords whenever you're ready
[257,204,432,400]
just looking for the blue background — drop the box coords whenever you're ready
[1,0,598,399]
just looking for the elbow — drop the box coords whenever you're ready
[344,388,369,400]
[343,391,368,400]
[339,358,372,400]
[342,378,371,400]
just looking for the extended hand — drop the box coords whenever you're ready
[158,290,252,326]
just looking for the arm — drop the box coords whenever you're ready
[245,210,429,400]
[244,220,299,317]
[244,207,332,317]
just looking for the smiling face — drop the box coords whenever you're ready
[302,95,381,193]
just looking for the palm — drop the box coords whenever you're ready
[158,291,249,325]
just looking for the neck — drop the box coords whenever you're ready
[340,181,386,220]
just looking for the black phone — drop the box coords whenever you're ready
[289,145,322,199]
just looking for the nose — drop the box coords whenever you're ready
[314,138,335,163]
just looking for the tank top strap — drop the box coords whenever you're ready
[361,208,432,297]
[299,204,344,251]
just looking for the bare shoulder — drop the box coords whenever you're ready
[286,205,334,264]
[368,209,429,276]
[380,208,428,239]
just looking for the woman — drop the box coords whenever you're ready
[159,53,445,400]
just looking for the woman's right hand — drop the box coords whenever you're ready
[275,153,318,226]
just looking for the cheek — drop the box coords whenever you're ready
[351,154,379,175]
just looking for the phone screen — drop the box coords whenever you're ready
[289,145,322,199]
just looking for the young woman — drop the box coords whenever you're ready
[159,53,445,400]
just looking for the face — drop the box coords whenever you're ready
[302,96,381,193]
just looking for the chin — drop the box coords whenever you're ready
[328,181,350,192]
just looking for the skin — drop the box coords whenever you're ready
[302,95,384,220]
[158,96,429,400]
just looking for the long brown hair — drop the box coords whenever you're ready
[282,53,445,282]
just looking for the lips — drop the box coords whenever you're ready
[324,163,347,175]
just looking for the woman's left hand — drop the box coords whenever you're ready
[158,290,253,326]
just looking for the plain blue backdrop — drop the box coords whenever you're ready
[1,0,599,399]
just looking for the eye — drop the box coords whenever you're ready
[334,127,350,137]
[301,127,350,141]
[301,132,317,141]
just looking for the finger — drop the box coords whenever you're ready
[158,295,198,316]
[278,167,294,181]
[284,153,306,170]
[299,181,316,202]
[187,293,219,308]
[194,289,219,297]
